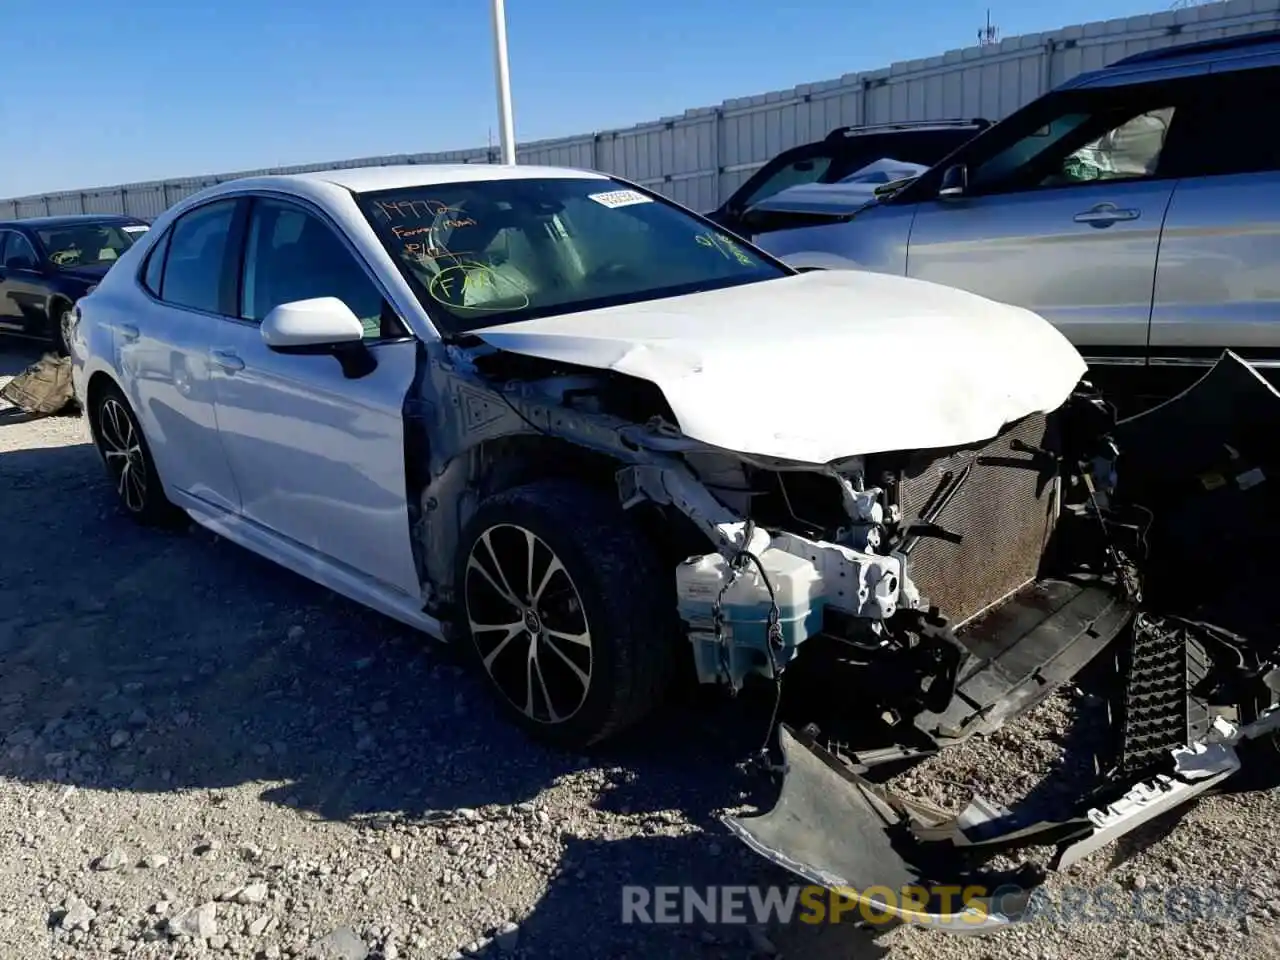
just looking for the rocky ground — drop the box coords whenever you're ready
[1,343,1277,960]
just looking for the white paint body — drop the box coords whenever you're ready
[68,163,1087,640]
[475,269,1086,462]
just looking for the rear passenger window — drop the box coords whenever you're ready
[141,227,171,296]
[240,198,390,339]
[1168,67,1280,177]
[160,200,237,314]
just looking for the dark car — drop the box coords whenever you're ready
[0,214,149,353]
[706,118,990,236]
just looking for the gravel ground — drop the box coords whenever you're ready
[1,343,1277,960]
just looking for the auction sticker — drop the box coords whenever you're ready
[588,189,652,208]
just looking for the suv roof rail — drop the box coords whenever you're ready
[823,118,991,141]
[1109,28,1280,68]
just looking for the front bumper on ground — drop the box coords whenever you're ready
[726,707,1279,933]
[725,352,1280,934]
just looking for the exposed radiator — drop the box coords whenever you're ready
[894,412,1060,627]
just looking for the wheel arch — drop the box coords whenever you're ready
[83,370,124,445]
[416,432,703,622]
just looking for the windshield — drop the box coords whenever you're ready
[734,127,981,210]
[357,177,787,332]
[37,222,147,269]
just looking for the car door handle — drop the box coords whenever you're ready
[1073,203,1140,226]
[211,350,245,373]
[119,323,140,342]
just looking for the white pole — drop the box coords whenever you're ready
[491,0,517,165]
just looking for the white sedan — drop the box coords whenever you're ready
[69,163,1089,749]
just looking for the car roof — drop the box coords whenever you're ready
[0,213,144,230]
[1060,28,1280,90]
[240,163,611,194]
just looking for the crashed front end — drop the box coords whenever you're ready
[713,352,1280,933]
[661,406,1108,734]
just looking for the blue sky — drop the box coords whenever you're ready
[0,0,1161,197]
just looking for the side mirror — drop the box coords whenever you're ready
[5,255,34,271]
[938,164,969,199]
[260,297,365,351]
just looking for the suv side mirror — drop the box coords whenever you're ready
[5,255,35,271]
[938,164,969,199]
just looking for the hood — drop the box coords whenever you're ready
[472,271,1087,464]
[746,158,929,217]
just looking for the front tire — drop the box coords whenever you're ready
[91,385,183,527]
[455,480,677,749]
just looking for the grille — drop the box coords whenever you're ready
[895,412,1059,626]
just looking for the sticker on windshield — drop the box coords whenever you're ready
[587,189,652,209]
[122,225,149,233]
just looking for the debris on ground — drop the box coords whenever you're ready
[0,352,77,416]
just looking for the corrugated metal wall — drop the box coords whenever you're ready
[3,0,1278,221]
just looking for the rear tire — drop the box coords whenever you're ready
[454,480,678,749]
[90,384,185,527]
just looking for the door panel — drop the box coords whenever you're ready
[209,195,420,597]
[1149,172,1280,359]
[906,180,1176,353]
[118,201,243,512]
[1148,65,1280,376]
[896,76,1204,361]
[208,332,421,596]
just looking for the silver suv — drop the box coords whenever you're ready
[747,30,1280,400]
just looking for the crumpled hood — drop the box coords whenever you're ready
[472,271,1087,463]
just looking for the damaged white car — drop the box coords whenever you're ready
[67,165,1277,926]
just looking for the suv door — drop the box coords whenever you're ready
[207,194,421,597]
[902,75,1201,366]
[124,198,244,513]
[1148,64,1280,389]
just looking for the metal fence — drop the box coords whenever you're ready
[3,0,1278,221]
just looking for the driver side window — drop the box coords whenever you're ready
[240,198,398,340]
[3,232,38,269]
[965,83,1184,196]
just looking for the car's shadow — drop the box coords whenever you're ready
[4,343,1269,957]
[0,412,898,955]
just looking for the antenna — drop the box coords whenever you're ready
[978,9,1000,46]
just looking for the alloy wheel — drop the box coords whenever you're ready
[463,523,593,725]
[99,397,147,513]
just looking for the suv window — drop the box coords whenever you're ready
[1167,66,1280,177]
[957,83,1190,196]
[160,200,238,314]
[2,231,38,269]
[728,126,985,211]
[241,198,390,339]
[739,149,835,209]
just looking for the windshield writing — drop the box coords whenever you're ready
[358,178,785,332]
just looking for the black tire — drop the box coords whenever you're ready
[52,304,72,357]
[90,384,184,527]
[454,479,678,749]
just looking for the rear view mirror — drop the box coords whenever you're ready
[938,163,969,199]
[260,297,364,351]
